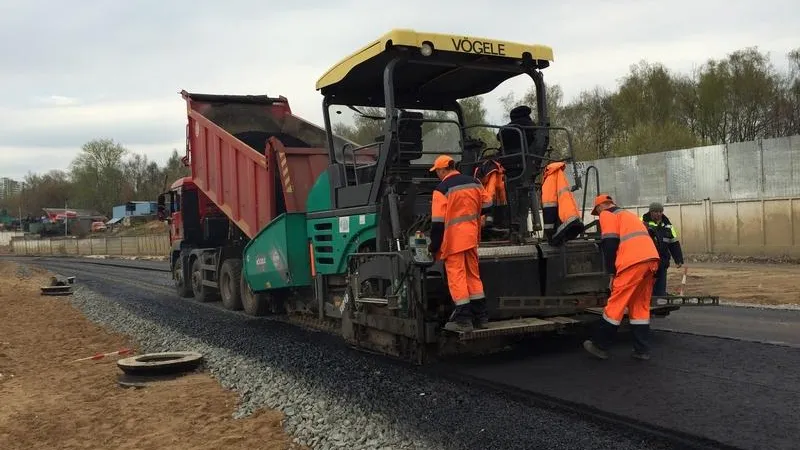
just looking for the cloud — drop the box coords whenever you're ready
[0,0,796,180]
[33,95,81,107]
[0,97,184,148]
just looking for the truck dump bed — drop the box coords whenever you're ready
[182,91,343,238]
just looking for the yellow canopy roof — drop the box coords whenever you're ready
[316,29,554,101]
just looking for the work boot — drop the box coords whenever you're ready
[582,340,609,360]
[629,323,651,356]
[444,305,474,333]
[632,351,651,361]
[470,299,489,329]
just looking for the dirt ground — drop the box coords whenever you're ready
[667,262,800,305]
[0,261,304,450]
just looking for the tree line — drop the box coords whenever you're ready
[3,46,798,218]
[336,46,800,161]
[1,140,189,218]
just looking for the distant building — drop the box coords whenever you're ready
[111,201,158,220]
[0,177,21,200]
[41,208,106,222]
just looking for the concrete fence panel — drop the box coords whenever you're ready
[8,201,800,258]
[0,231,24,246]
[582,197,800,257]
[11,234,171,257]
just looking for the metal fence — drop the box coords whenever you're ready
[11,234,170,257]
[570,134,800,207]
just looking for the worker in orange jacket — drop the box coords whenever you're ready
[541,162,584,245]
[429,155,493,332]
[473,149,508,228]
[583,194,660,360]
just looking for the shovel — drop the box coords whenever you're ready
[678,266,688,296]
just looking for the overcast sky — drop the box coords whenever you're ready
[0,0,796,181]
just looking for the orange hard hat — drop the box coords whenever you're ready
[429,155,454,172]
[591,193,614,215]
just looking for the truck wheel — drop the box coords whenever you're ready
[219,259,243,311]
[191,257,218,302]
[240,275,283,316]
[174,253,194,298]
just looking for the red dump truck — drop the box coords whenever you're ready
[159,91,366,306]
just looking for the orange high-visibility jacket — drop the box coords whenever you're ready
[430,172,493,259]
[473,160,508,206]
[541,162,583,242]
[599,207,660,275]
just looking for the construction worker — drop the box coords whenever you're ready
[541,161,584,245]
[429,155,493,332]
[642,202,684,296]
[583,194,660,361]
[497,105,536,155]
[473,148,508,229]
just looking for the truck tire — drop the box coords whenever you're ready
[117,351,204,376]
[240,275,284,316]
[174,252,194,298]
[219,259,243,311]
[191,257,218,302]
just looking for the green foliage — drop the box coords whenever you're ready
[458,96,494,143]
[69,139,128,215]
[3,143,191,218]
[332,107,385,145]
[331,46,800,162]
[614,122,700,157]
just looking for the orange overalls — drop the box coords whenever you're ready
[430,171,493,305]
[541,162,583,244]
[599,207,660,326]
[593,206,660,353]
[473,160,507,208]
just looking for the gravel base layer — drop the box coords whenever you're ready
[27,260,679,450]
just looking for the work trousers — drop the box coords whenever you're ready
[444,247,485,304]
[594,260,659,353]
[652,259,669,296]
[484,172,508,206]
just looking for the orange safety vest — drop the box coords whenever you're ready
[541,162,583,243]
[473,160,508,206]
[599,207,660,274]
[431,171,492,258]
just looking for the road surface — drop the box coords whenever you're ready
[8,255,800,449]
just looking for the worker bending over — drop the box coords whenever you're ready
[642,202,684,296]
[541,161,584,245]
[429,155,493,332]
[473,148,508,229]
[583,194,660,361]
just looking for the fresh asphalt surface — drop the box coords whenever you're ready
[12,256,800,449]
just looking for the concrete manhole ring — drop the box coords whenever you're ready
[116,351,204,376]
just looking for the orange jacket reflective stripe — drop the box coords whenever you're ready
[473,160,507,206]
[599,207,659,275]
[430,171,492,258]
[541,162,582,241]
